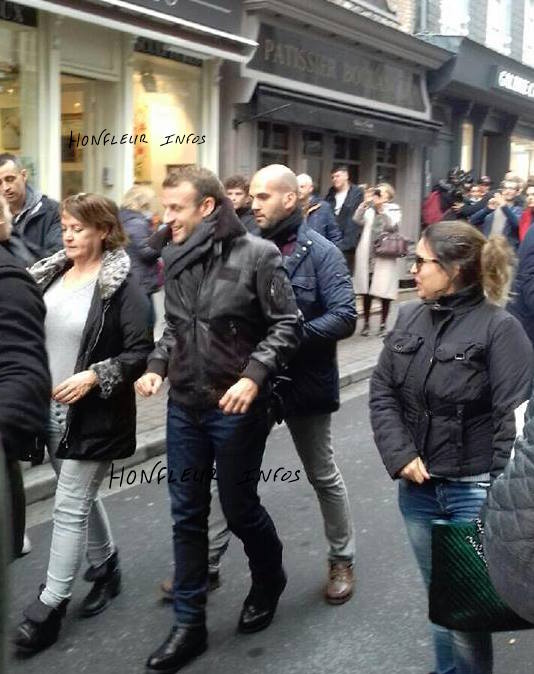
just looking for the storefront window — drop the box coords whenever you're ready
[376,141,398,186]
[0,21,38,181]
[510,136,534,180]
[133,53,202,189]
[258,122,289,167]
[334,135,360,183]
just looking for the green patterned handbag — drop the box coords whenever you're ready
[429,520,533,632]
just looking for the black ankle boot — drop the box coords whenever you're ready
[80,549,121,617]
[146,624,207,673]
[237,568,287,634]
[14,588,69,653]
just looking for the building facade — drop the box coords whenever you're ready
[0,0,255,203]
[220,0,449,245]
[410,0,534,184]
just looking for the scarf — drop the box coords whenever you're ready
[260,208,302,257]
[162,215,216,280]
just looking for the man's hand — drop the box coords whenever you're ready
[218,377,259,415]
[451,202,464,213]
[52,370,98,404]
[135,372,163,397]
[399,457,430,484]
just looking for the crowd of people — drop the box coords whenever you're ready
[2,152,534,674]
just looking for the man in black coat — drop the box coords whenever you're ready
[136,166,300,674]
[324,165,363,274]
[252,164,357,604]
[0,153,62,265]
[0,241,50,558]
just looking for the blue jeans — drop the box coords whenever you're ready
[398,478,493,674]
[166,399,283,627]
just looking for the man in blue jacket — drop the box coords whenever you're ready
[297,173,342,245]
[251,164,358,604]
[470,177,522,250]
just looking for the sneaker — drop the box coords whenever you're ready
[360,324,370,337]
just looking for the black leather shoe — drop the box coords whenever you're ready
[14,589,69,653]
[80,550,121,617]
[237,569,287,634]
[146,625,207,673]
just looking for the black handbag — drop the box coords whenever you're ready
[373,231,408,259]
[429,519,533,632]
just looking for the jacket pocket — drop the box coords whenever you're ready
[384,331,424,386]
[433,341,488,400]
[291,275,317,318]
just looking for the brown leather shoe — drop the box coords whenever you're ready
[325,561,354,605]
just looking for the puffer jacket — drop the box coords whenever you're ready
[147,200,301,409]
[30,248,153,461]
[370,285,533,479]
[484,393,534,623]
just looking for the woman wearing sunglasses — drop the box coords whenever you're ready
[369,221,533,674]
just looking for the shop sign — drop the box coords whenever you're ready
[248,23,425,112]
[99,0,242,36]
[0,1,36,26]
[494,67,534,100]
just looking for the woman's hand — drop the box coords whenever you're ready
[399,457,430,484]
[135,372,163,397]
[52,370,98,404]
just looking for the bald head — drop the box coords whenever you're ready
[249,164,299,230]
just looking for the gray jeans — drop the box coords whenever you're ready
[208,412,354,565]
[40,402,115,608]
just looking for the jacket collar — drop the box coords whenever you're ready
[212,197,246,242]
[13,185,43,225]
[425,283,485,315]
[29,247,131,300]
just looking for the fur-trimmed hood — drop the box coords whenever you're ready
[29,247,131,300]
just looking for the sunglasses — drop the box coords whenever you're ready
[413,255,441,271]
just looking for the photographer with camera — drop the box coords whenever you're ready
[353,183,402,336]
[470,177,522,250]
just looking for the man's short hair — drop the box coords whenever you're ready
[0,153,23,171]
[331,165,349,174]
[163,166,225,205]
[224,175,249,193]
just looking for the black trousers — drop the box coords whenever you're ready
[3,447,25,560]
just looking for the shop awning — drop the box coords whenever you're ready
[19,0,256,62]
[238,86,441,145]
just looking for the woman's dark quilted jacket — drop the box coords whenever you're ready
[485,392,534,623]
